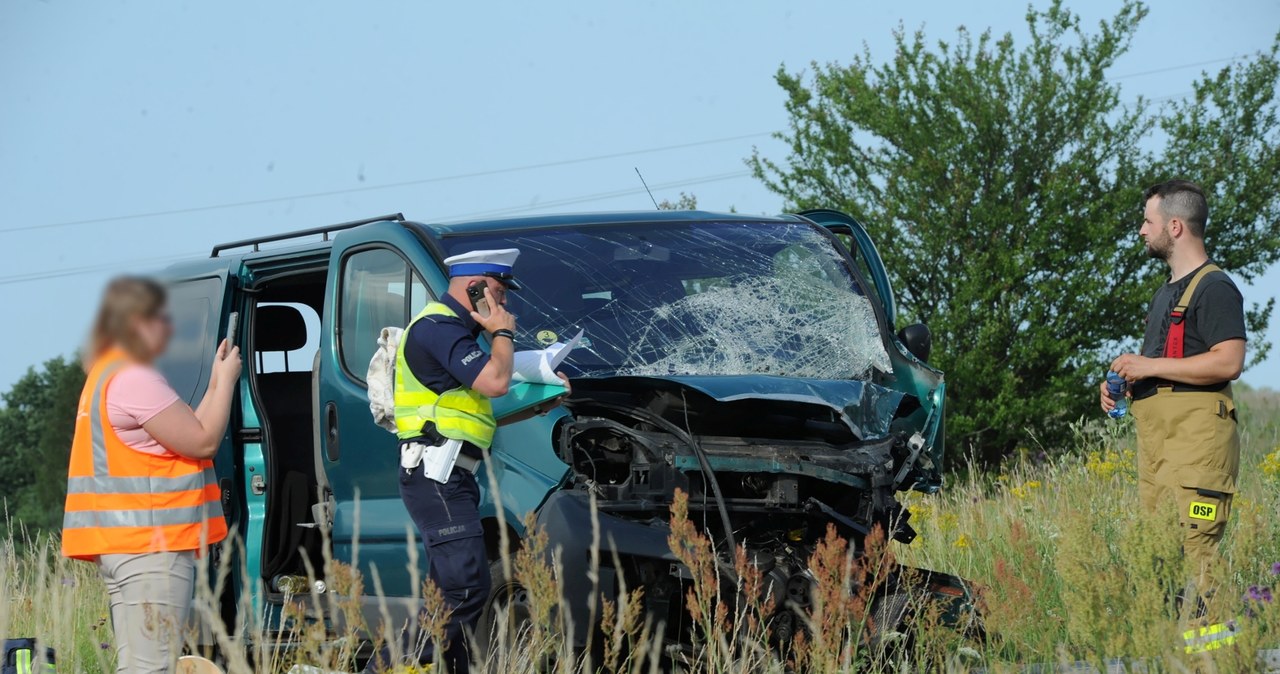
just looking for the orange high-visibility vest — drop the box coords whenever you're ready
[62,350,227,560]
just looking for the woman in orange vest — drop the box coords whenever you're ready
[62,277,240,674]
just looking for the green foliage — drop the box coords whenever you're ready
[656,191,698,210]
[749,1,1280,463]
[0,356,85,534]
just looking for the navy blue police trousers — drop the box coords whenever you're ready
[365,465,490,674]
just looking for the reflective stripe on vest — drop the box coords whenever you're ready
[393,302,497,448]
[1183,621,1239,653]
[1163,264,1221,359]
[61,351,227,560]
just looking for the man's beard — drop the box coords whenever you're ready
[1145,231,1173,260]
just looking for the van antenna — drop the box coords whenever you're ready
[634,167,660,209]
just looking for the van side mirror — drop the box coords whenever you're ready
[897,323,931,362]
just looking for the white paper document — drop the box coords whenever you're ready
[511,329,583,385]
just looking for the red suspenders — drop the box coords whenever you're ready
[1162,264,1220,359]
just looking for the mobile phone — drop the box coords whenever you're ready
[466,284,491,318]
[225,312,239,349]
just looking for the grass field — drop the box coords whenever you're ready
[3,386,1278,673]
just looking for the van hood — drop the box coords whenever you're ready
[571,374,914,442]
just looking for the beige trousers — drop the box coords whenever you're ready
[98,551,195,674]
[1131,387,1240,586]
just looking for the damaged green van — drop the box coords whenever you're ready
[155,209,968,654]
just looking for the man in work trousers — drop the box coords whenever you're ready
[1102,179,1246,612]
[366,248,566,673]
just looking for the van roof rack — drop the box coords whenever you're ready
[210,213,406,257]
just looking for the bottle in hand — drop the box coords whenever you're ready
[1105,371,1128,419]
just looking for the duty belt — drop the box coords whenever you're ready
[455,454,480,473]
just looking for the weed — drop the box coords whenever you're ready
[3,389,1278,672]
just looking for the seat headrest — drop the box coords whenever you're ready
[255,305,308,352]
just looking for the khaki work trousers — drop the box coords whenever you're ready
[1131,387,1240,587]
[99,550,196,674]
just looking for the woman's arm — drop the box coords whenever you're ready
[193,349,224,418]
[145,340,242,460]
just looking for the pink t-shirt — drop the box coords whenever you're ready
[105,365,183,457]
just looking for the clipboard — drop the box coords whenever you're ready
[491,381,570,420]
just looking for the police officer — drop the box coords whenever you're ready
[1102,180,1246,603]
[366,248,567,673]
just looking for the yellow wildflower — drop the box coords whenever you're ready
[1085,447,1135,481]
[1008,479,1039,500]
[954,534,970,549]
[1260,448,1280,478]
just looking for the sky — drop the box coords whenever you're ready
[1,0,1278,391]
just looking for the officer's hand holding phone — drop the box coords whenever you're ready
[469,285,516,335]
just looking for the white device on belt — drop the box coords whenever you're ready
[401,438,464,484]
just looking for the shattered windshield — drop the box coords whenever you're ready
[442,219,892,379]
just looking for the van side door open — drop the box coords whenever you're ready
[154,260,241,627]
[317,221,450,605]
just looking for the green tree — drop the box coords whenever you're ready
[0,356,85,534]
[657,192,699,210]
[750,2,1280,464]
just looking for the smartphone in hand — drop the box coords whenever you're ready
[224,312,239,349]
[467,284,491,318]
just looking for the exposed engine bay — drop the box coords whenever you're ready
[536,375,975,651]
[561,377,923,549]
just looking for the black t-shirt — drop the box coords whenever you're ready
[1132,261,1247,398]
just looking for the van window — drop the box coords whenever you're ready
[254,302,320,374]
[157,276,223,404]
[339,248,428,381]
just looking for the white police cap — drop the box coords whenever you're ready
[443,248,522,289]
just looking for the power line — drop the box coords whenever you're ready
[0,132,772,236]
[1148,90,1197,103]
[0,170,755,287]
[0,53,1248,287]
[435,170,752,222]
[0,251,204,286]
[1,50,1262,240]
[1109,55,1241,81]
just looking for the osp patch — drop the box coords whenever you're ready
[1189,501,1218,521]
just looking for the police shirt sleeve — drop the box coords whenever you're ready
[442,333,491,387]
[1194,278,1247,348]
[415,318,491,388]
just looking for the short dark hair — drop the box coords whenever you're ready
[1144,179,1209,238]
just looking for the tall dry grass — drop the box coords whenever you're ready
[2,387,1278,672]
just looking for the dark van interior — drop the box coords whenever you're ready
[246,269,328,589]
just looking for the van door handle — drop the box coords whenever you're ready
[325,401,340,461]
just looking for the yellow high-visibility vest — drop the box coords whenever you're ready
[394,302,497,448]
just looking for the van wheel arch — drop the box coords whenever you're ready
[482,517,522,562]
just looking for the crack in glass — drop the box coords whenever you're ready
[441,219,891,380]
